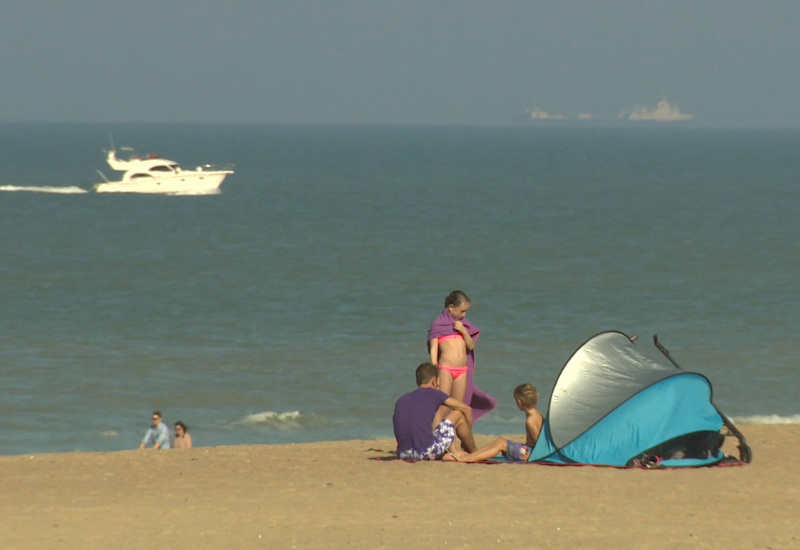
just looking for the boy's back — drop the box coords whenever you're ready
[524,408,544,448]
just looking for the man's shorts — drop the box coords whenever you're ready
[506,441,532,462]
[397,420,456,461]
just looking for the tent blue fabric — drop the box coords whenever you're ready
[527,331,728,467]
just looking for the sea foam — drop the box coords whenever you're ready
[730,414,800,425]
[235,411,325,430]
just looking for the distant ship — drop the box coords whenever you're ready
[514,98,694,126]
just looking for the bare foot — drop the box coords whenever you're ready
[442,450,468,462]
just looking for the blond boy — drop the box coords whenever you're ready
[447,383,542,463]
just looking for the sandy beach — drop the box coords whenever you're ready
[1,424,797,549]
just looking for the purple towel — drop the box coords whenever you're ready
[427,309,497,422]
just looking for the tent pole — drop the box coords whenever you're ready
[653,335,753,463]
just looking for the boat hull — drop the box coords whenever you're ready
[94,172,230,194]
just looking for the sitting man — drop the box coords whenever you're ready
[138,410,171,450]
[393,362,478,461]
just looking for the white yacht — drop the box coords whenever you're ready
[94,147,233,194]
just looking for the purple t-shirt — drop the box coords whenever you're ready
[393,387,449,452]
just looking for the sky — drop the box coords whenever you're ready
[2,1,800,127]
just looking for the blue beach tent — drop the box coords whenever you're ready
[529,331,751,467]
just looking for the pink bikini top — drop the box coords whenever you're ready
[438,333,464,343]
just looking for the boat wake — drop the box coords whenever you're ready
[0,185,220,196]
[0,185,89,194]
[166,188,222,196]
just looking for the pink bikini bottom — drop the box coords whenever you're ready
[438,364,468,380]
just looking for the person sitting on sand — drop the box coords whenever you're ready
[139,411,171,450]
[393,362,478,461]
[173,421,192,449]
[446,383,543,463]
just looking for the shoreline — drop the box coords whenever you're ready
[5,415,798,459]
[2,424,798,549]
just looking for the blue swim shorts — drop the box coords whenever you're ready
[397,420,456,461]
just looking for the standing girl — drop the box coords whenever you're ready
[427,290,496,426]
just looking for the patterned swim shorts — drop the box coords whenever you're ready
[505,441,532,462]
[397,420,456,461]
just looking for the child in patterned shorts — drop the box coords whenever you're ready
[446,384,542,463]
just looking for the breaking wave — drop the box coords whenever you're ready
[730,414,800,425]
[233,410,326,430]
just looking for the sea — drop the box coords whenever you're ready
[1,122,798,456]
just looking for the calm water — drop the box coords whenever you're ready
[1,123,798,455]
